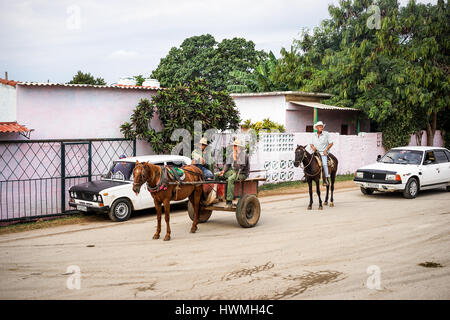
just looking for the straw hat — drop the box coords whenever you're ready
[233,139,245,147]
[199,137,208,145]
[313,121,326,129]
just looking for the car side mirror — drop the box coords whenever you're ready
[376,155,382,162]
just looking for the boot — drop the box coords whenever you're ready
[323,177,329,186]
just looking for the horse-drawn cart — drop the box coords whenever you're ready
[184,176,266,228]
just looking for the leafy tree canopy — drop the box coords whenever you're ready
[68,71,106,85]
[151,34,267,91]
[121,79,241,154]
[272,0,449,148]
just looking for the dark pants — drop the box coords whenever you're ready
[195,164,214,180]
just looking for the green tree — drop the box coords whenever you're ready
[68,71,106,85]
[151,34,266,91]
[227,51,288,92]
[274,0,449,148]
[120,79,240,154]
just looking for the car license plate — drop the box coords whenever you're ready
[77,205,87,212]
[366,183,379,189]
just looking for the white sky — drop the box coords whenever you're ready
[0,0,437,84]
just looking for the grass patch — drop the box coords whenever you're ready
[258,174,354,192]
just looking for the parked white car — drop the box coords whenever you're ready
[68,155,191,221]
[354,146,450,199]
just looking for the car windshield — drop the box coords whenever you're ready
[104,161,135,181]
[380,149,423,165]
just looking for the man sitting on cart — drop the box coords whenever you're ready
[216,139,249,208]
[191,137,214,180]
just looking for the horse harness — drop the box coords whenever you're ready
[146,165,203,194]
[298,150,334,177]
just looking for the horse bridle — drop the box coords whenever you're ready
[295,148,322,177]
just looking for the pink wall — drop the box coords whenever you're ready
[408,130,444,147]
[13,85,159,155]
[285,105,370,134]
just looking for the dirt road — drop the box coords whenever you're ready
[0,187,449,299]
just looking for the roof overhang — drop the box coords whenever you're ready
[288,101,359,111]
[230,91,332,99]
[16,82,162,91]
[0,122,34,139]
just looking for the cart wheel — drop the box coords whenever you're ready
[236,194,261,228]
[188,201,212,223]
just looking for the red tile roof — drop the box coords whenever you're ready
[0,78,19,87]
[0,122,30,133]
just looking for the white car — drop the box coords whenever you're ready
[68,155,191,221]
[354,146,450,199]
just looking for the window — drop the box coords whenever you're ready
[434,150,449,163]
[380,149,423,165]
[166,161,185,167]
[306,125,313,132]
[424,151,436,164]
[445,150,450,161]
[341,124,348,135]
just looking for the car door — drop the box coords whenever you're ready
[434,149,450,184]
[420,151,440,187]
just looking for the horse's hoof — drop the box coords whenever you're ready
[190,227,198,233]
[152,234,160,240]
[318,206,323,210]
[307,206,312,210]
[163,235,171,241]
[329,202,334,207]
[323,201,328,206]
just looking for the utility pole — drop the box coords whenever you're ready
[4,71,8,80]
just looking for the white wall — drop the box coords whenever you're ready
[10,85,159,155]
[249,132,385,183]
[0,83,16,122]
[232,95,286,125]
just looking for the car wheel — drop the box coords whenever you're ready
[447,186,450,192]
[109,198,132,222]
[403,178,419,199]
[360,187,374,195]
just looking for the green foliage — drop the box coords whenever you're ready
[273,0,449,147]
[121,79,241,154]
[241,118,286,135]
[151,34,267,91]
[227,51,288,93]
[68,71,106,85]
[134,75,145,86]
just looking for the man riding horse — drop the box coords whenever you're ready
[310,121,334,186]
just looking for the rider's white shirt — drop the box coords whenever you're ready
[311,131,333,154]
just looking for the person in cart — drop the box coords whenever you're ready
[191,137,214,180]
[216,139,249,208]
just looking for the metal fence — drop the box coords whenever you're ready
[0,138,136,222]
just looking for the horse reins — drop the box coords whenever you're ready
[296,149,322,177]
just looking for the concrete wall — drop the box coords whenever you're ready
[232,95,286,125]
[285,106,370,134]
[249,132,385,183]
[0,83,17,122]
[12,85,160,155]
[232,95,370,134]
[408,130,444,147]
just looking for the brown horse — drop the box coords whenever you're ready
[294,145,338,210]
[132,161,204,241]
